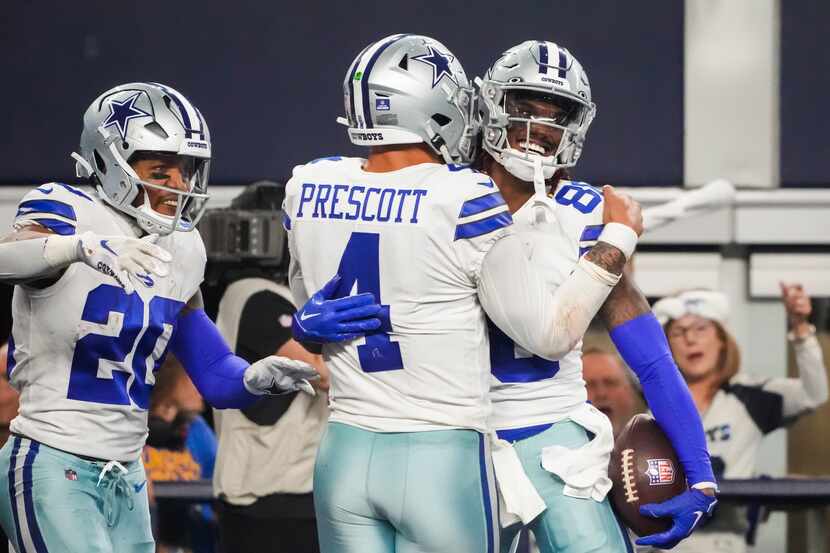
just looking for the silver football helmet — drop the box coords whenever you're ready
[338,34,476,164]
[72,82,211,235]
[478,40,596,195]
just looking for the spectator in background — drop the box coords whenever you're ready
[649,285,828,553]
[213,276,328,553]
[144,357,218,553]
[582,347,642,437]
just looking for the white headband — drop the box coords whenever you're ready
[652,290,730,326]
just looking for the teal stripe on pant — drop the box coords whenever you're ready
[314,422,498,553]
[0,437,154,553]
[500,421,631,553]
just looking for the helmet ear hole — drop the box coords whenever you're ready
[398,54,408,70]
[431,113,451,127]
[94,150,107,174]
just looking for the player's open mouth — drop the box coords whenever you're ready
[519,140,553,157]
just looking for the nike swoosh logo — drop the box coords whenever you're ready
[300,311,320,322]
[134,481,147,493]
[36,186,54,195]
[100,240,118,256]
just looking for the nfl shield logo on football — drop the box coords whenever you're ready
[645,458,675,486]
[64,469,78,481]
[376,98,391,111]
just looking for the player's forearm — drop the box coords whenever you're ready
[794,336,829,409]
[170,308,260,409]
[599,273,651,329]
[610,313,717,488]
[0,233,79,283]
[479,233,621,360]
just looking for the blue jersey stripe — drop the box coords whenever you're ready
[496,422,554,443]
[580,224,604,242]
[282,212,291,230]
[454,210,512,241]
[538,42,549,74]
[33,219,75,236]
[17,199,76,221]
[478,435,495,553]
[6,334,15,378]
[7,437,25,553]
[361,34,408,129]
[459,192,506,218]
[22,442,48,553]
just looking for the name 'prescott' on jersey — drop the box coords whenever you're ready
[284,157,513,433]
[488,181,606,431]
[6,183,206,461]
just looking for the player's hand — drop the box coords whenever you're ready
[293,275,383,343]
[780,282,812,334]
[636,488,718,549]
[243,356,320,396]
[76,232,172,294]
[602,185,644,237]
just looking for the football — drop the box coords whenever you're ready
[608,414,687,536]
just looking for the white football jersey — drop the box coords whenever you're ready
[7,183,206,461]
[489,181,604,431]
[284,157,513,433]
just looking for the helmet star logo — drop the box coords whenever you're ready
[103,93,151,141]
[412,46,457,88]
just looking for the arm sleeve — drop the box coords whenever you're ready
[610,313,716,487]
[760,335,829,421]
[478,231,618,360]
[169,308,260,409]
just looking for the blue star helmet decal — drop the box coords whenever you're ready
[103,92,152,141]
[412,45,458,88]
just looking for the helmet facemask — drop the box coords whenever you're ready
[481,85,595,195]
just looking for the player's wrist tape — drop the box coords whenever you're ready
[691,481,720,493]
[577,256,621,287]
[42,234,81,268]
[597,222,638,260]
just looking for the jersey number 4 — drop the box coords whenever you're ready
[332,232,403,373]
[67,285,183,408]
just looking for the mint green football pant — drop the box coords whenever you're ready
[314,422,499,553]
[0,436,153,553]
[500,421,632,553]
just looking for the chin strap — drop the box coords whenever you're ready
[532,156,549,225]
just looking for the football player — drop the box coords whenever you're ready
[283,34,643,553]
[476,41,719,552]
[0,83,364,553]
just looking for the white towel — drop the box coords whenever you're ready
[540,403,614,502]
[490,433,547,527]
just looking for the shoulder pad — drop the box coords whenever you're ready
[14,182,96,236]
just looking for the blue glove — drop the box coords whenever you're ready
[636,489,718,549]
[293,275,382,343]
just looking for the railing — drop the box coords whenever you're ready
[154,478,830,551]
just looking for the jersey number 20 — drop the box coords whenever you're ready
[67,285,183,409]
[333,232,403,373]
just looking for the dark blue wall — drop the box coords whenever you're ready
[781,0,829,187]
[2,0,683,186]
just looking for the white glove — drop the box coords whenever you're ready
[243,356,319,396]
[73,232,172,294]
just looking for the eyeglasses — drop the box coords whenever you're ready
[667,322,715,340]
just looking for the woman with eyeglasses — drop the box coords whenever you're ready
[649,286,828,553]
